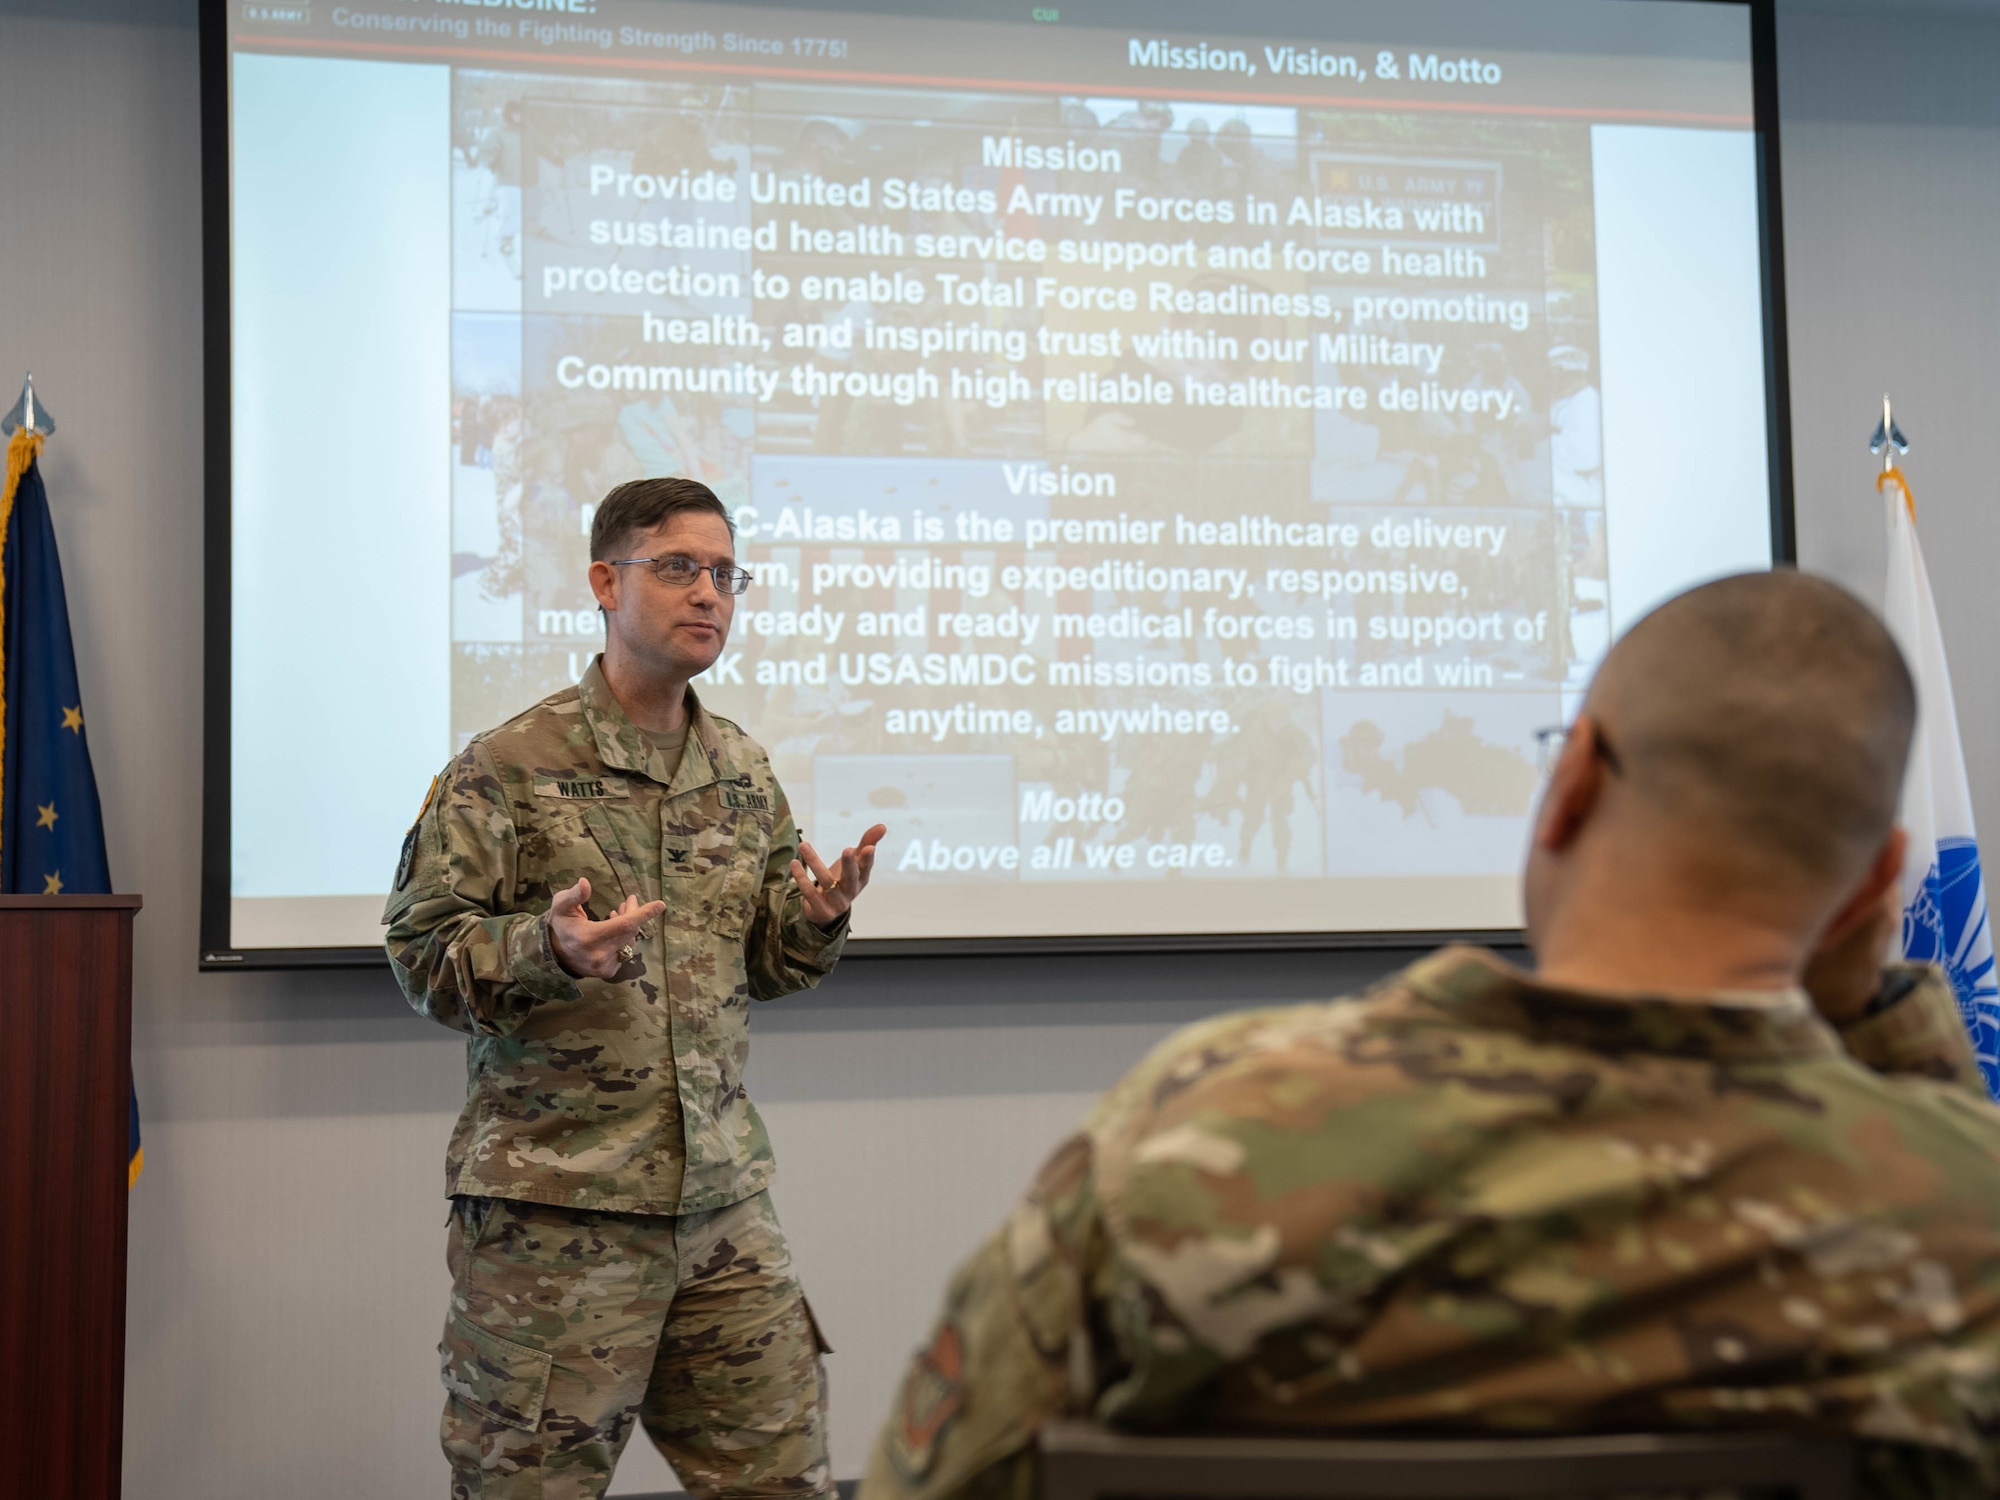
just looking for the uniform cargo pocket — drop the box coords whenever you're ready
[449,1194,499,1252]
[800,1294,835,1355]
[439,1310,551,1432]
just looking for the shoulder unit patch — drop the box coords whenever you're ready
[394,774,441,891]
[886,1319,965,1483]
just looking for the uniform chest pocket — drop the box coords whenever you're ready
[514,808,631,913]
[661,795,773,939]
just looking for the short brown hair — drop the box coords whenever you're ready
[590,477,733,561]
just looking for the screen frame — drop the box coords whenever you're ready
[197,0,1795,970]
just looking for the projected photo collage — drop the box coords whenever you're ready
[444,66,1606,909]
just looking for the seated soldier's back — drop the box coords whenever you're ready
[866,573,1990,1500]
[1077,948,2000,1496]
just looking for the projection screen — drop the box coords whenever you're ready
[201,0,1791,964]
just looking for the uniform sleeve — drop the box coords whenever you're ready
[859,1012,1302,1500]
[1836,962,1988,1097]
[861,1135,1103,1500]
[382,740,581,1036]
[744,778,847,1001]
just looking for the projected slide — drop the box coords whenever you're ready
[221,0,1775,950]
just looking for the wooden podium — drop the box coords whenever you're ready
[0,894,141,1500]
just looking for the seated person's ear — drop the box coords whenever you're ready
[1534,716,1613,854]
[1820,828,1907,949]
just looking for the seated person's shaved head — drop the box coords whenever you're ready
[1589,570,1914,886]
[1526,570,1917,994]
[867,568,2000,1500]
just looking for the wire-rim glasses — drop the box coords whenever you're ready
[1533,722,1624,777]
[610,554,755,596]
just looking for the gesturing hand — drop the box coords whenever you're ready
[793,824,887,929]
[546,877,666,980]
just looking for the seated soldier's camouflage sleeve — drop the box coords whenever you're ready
[1836,961,1987,1096]
[744,781,848,1001]
[861,1134,1104,1500]
[382,741,581,1036]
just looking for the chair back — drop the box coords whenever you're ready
[1037,1419,1853,1500]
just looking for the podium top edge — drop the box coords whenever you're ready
[0,894,143,911]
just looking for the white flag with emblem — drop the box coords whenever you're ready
[1882,468,1998,1093]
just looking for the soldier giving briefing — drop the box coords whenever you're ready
[385,477,886,1500]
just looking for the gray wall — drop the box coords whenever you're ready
[1779,8,2000,813]
[0,3,1994,1495]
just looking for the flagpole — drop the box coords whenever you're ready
[0,382,143,1179]
[1876,402,2000,1093]
[0,374,55,855]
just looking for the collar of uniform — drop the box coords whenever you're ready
[1401,945,1843,1066]
[577,659,739,793]
[669,688,741,799]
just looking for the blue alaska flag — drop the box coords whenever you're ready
[0,429,141,1181]
[1882,467,2000,1095]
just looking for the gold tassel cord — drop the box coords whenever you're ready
[0,428,44,858]
[1878,464,1917,522]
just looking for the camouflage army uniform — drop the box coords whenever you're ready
[862,950,2000,1500]
[387,659,845,1500]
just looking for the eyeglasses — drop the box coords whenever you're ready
[609,554,755,595]
[1533,722,1624,777]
